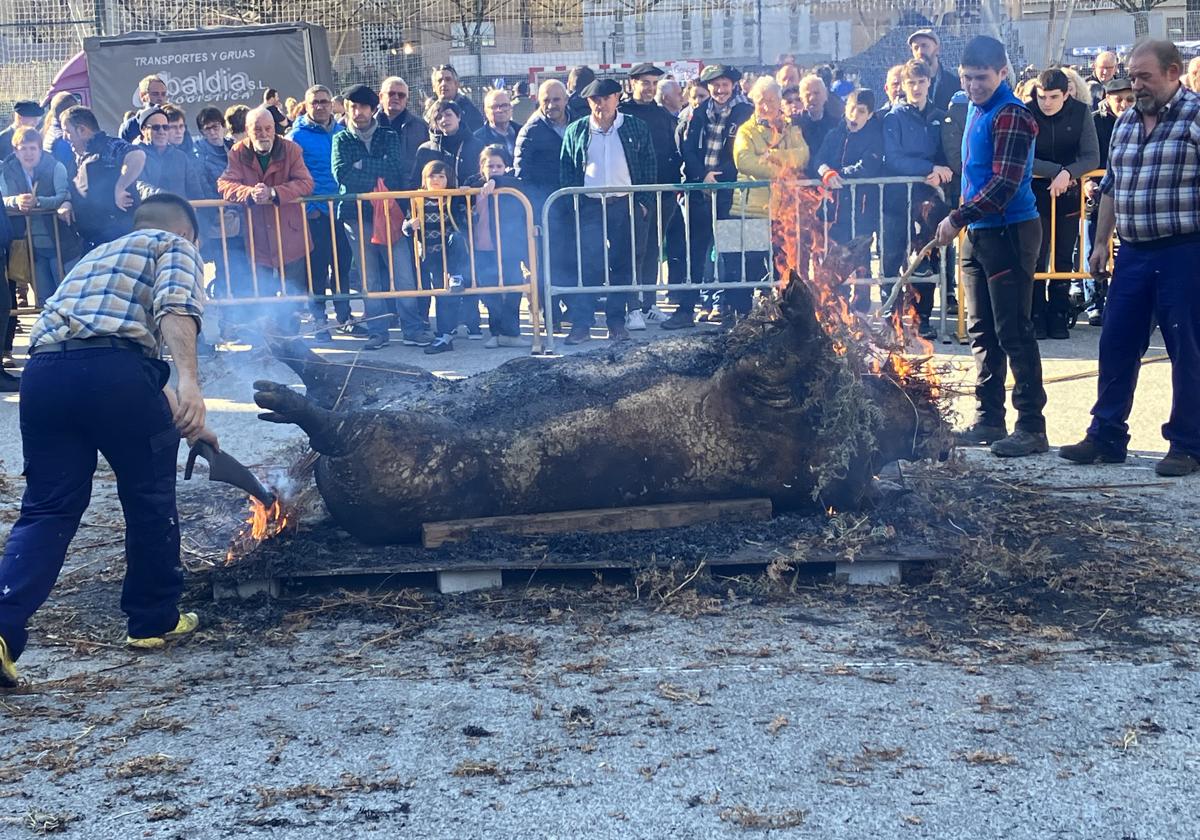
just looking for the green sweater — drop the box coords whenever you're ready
[559,113,657,201]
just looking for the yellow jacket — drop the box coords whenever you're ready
[731,118,809,218]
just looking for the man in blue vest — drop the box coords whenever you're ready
[933,35,1048,458]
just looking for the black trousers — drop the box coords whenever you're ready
[634,199,676,311]
[566,198,636,329]
[306,212,352,323]
[1034,188,1081,324]
[962,218,1048,434]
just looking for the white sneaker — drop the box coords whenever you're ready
[484,336,500,348]
[626,310,647,331]
[643,306,668,324]
[496,334,530,347]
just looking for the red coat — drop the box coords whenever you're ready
[218,136,314,268]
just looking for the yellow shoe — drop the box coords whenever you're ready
[126,612,200,650]
[0,634,19,689]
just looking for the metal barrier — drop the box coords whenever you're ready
[192,186,544,351]
[539,176,950,352]
[3,206,77,313]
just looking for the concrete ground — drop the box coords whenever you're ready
[0,303,1194,839]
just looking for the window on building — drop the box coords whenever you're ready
[613,11,625,59]
[744,0,756,50]
[1189,0,1200,39]
[723,8,734,52]
[788,2,800,47]
[1168,16,1185,40]
[809,18,820,49]
[682,5,693,54]
[636,13,646,54]
[702,14,713,52]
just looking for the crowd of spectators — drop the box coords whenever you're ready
[0,34,1161,368]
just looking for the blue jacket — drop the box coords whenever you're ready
[961,83,1038,230]
[883,101,948,177]
[514,113,567,213]
[815,115,885,237]
[288,115,344,214]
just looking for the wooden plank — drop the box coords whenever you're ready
[421,498,774,549]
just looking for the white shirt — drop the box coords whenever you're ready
[584,112,632,198]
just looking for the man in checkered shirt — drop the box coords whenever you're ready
[0,193,218,688]
[1061,40,1200,478]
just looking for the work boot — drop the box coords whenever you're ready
[1059,438,1126,465]
[564,326,592,346]
[660,310,695,330]
[1155,447,1200,477]
[990,430,1050,458]
[127,612,200,650]
[1047,311,1070,340]
[608,324,632,342]
[0,634,18,688]
[955,423,1008,447]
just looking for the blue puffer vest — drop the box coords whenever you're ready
[961,82,1038,229]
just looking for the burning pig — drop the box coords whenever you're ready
[253,278,948,544]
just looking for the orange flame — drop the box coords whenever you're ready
[768,173,941,391]
[225,495,294,565]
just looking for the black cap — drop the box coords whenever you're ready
[136,106,167,129]
[580,78,622,98]
[628,63,665,79]
[12,100,45,118]
[1104,77,1133,93]
[343,84,380,110]
[698,64,742,85]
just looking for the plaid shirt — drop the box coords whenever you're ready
[949,103,1038,229]
[30,230,205,356]
[1099,84,1200,244]
[705,98,734,171]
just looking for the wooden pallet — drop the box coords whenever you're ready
[211,543,941,599]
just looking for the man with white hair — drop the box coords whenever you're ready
[475,88,519,155]
[797,75,840,173]
[374,76,428,189]
[1085,51,1119,106]
[217,106,314,332]
[656,78,683,117]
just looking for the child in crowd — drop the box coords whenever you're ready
[815,88,884,311]
[404,160,469,355]
[463,145,530,347]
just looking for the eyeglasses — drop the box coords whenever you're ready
[201,123,223,132]
[387,91,408,98]
[147,123,169,132]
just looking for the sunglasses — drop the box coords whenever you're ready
[387,91,408,98]
[147,124,169,132]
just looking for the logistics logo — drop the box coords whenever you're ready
[129,68,265,108]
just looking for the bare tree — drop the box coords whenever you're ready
[1107,0,1173,38]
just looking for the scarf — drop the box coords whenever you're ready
[704,97,734,172]
[346,119,378,152]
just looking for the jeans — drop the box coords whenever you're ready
[962,218,1048,434]
[419,253,466,337]
[1088,237,1200,455]
[0,348,183,660]
[566,198,636,330]
[343,221,424,339]
[474,250,523,337]
[307,212,352,324]
[32,252,64,306]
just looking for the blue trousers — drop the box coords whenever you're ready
[0,348,183,661]
[1088,238,1200,455]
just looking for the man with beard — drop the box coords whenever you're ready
[1061,41,1200,477]
[908,28,961,111]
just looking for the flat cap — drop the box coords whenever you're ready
[907,28,940,47]
[136,106,167,128]
[628,63,665,79]
[580,78,622,98]
[699,64,742,85]
[1104,76,1133,93]
[13,100,45,118]
[343,84,379,110]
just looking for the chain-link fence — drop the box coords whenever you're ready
[0,0,1035,121]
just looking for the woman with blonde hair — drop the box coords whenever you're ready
[728,76,809,317]
[1059,66,1093,107]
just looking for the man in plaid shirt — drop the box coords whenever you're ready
[0,194,217,688]
[1061,40,1200,477]
[934,36,1048,458]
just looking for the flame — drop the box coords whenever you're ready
[225,495,294,565]
[767,172,941,391]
